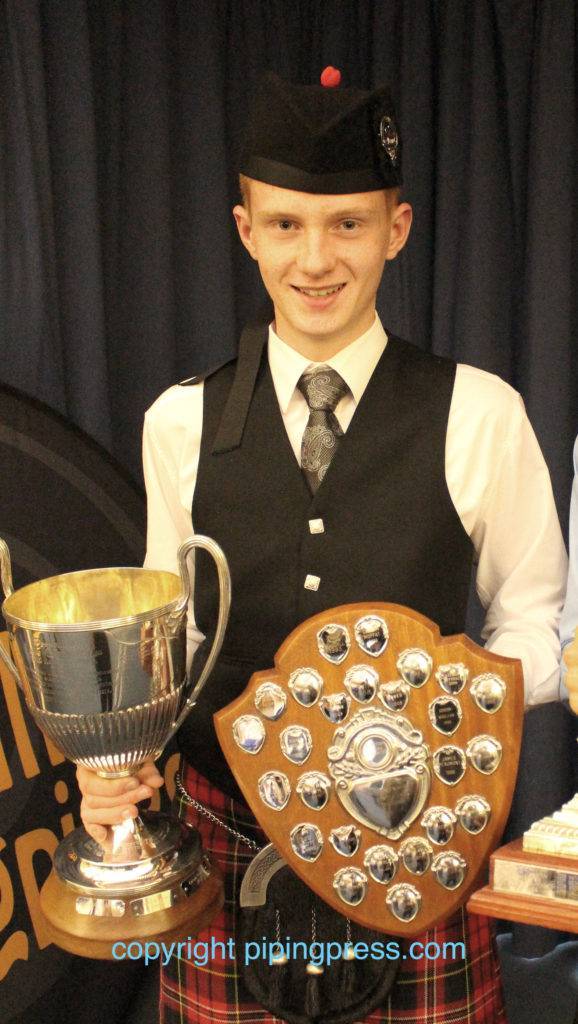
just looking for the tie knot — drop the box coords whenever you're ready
[297,366,349,412]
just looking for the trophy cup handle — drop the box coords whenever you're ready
[165,534,231,742]
[0,537,21,685]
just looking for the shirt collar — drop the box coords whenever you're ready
[268,314,388,414]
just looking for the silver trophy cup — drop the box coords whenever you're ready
[0,535,230,957]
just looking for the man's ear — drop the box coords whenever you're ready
[232,204,257,260]
[385,202,413,261]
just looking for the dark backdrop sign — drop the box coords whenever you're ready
[0,383,157,1023]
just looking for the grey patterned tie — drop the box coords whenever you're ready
[297,367,350,493]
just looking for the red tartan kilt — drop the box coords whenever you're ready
[160,762,506,1024]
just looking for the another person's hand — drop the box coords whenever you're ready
[77,761,164,843]
[563,635,578,714]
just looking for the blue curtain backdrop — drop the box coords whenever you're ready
[1,0,576,499]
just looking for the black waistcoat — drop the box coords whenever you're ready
[178,325,473,798]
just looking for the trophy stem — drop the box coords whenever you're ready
[107,815,159,862]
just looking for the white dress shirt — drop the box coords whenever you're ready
[143,314,567,706]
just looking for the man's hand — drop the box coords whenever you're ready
[563,635,578,714]
[77,761,164,844]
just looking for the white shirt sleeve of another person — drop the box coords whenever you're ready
[448,365,568,706]
[557,434,578,702]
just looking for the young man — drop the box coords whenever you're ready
[78,72,567,1023]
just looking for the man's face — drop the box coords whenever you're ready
[233,180,412,357]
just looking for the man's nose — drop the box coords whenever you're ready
[295,231,335,277]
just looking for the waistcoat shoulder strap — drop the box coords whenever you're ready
[179,355,236,387]
[212,320,269,454]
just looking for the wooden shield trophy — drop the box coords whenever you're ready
[215,603,523,936]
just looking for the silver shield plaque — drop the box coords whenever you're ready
[214,600,522,941]
[330,824,361,857]
[317,624,350,664]
[364,844,398,884]
[280,725,313,764]
[258,772,291,810]
[470,673,506,713]
[354,615,388,657]
[233,715,266,754]
[432,745,467,786]
[455,795,491,834]
[291,823,323,861]
[432,851,467,890]
[255,682,287,720]
[344,664,379,703]
[296,772,331,810]
[386,883,421,922]
[421,806,457,845]
[428,696,462,736]
[397,648,432,688]
[333,867,368,905]
[435,663,468,694]
[399,837,433,874]
[289,667,323,707]
[319,692,350,722]
[378,679,410,712]
[328,708,431,839]
[466,735,502,774]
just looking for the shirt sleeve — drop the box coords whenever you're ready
[558,435,578,700]
[142,385,206,658]
[447,367,568,706]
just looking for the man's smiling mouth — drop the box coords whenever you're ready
[292,284,346,297]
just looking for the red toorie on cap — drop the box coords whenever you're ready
[320,66,341,87]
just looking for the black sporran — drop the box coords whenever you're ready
[237,865,400,1024]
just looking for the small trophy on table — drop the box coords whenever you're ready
[467,634,578,931]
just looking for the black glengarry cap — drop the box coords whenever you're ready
[240,68,401,195]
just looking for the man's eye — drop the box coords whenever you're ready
[278,220,295,231]
[341,220,359,231]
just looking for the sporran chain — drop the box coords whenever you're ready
[175,770,262,852]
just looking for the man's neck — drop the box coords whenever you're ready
[272,311,377,360]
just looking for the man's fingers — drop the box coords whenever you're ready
[76,761,163,798]
[138,763,164,788]
[76,765,140,798]
[81,785,154,809]
[81,798,139,827]
[76,761,165,834]
[85,824,108,844]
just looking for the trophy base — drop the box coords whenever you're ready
[40,857,223,959]
[467,838,578,934]
[39,813,225,959]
